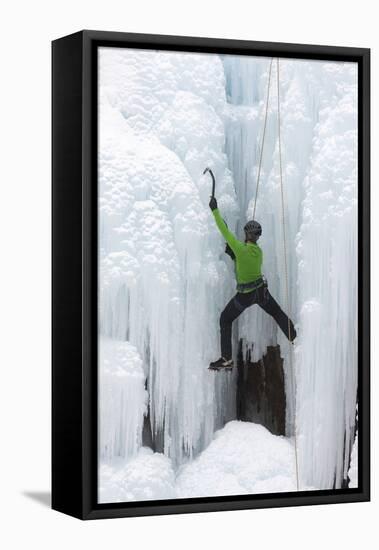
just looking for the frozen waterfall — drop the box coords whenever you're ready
[98,47,358,497]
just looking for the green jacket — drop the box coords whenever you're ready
[212,209,263,292]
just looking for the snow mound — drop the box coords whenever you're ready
[99,448,176,503]
[99,421,302,503]
[176,421,298,497]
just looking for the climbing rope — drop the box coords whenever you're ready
[253,58,300,491]
[252,58,274,220]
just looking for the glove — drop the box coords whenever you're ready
[209,196,218,211]
[225,243,235,260]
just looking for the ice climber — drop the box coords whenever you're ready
[208,195,297,371]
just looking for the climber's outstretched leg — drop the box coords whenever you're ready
[209,292,256,371]
[258,289,296,342]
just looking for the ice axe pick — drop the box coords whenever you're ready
[203,167,216,198]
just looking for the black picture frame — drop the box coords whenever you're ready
[52,30,370,520]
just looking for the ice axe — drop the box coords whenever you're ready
[203,167,216,198]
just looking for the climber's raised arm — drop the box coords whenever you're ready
[209,197,242,253]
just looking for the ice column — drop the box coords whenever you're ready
[222,55,358,488]
[98,48,239,465]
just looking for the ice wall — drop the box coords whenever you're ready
[99,48,358,491]
[295,62,358,488]
[348,432,358,488]
[222,57,358,488]
[99,337,147,459]
[99,48,239,465]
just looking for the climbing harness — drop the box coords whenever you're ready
[236,277,265,294]
[253,58,300,491]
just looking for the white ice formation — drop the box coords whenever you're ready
[98,47,358,499]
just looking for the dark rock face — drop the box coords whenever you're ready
[237,341,286,436]
[142,405,165,453]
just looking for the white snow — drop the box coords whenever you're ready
[99,449,176,503]
[176,421,299,497]
[99,421,300,503]
[98,47,358,498]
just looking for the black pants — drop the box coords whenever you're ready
[220,286,296,360]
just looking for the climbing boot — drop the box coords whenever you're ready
[209,357,234,371]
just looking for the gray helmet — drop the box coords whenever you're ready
[244,220,262,239]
